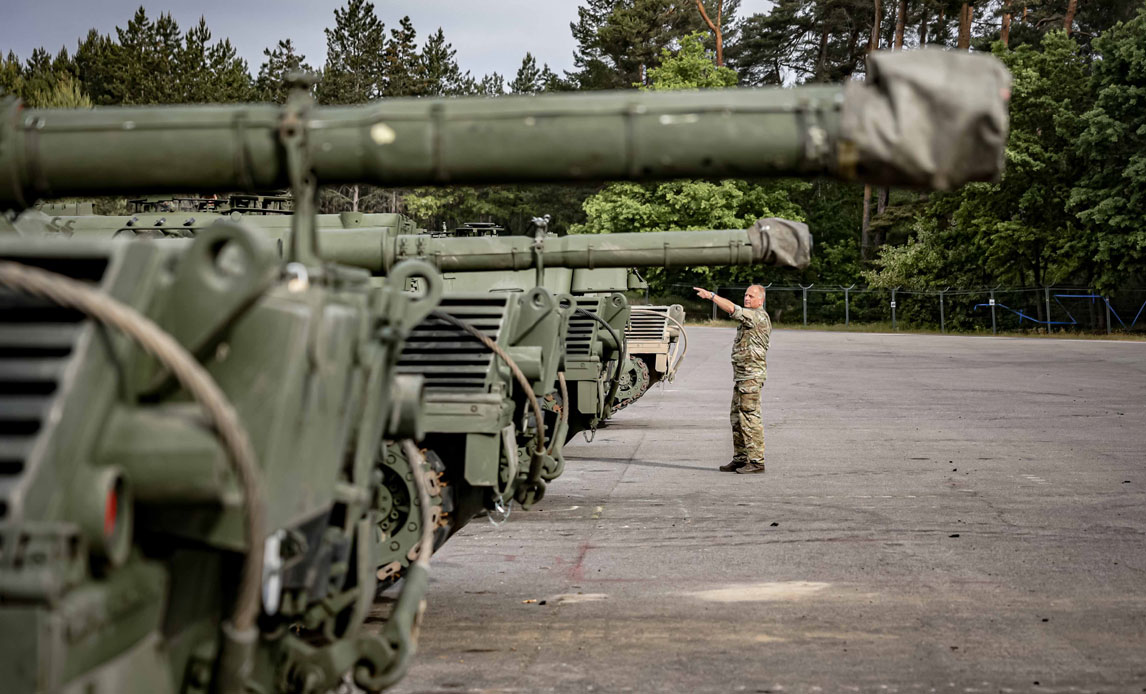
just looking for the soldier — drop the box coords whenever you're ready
[693,285,771,474]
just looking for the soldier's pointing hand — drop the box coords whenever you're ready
[693,287,714,300]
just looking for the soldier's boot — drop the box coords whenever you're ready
[736,460,766,474]
[719,459,747,472]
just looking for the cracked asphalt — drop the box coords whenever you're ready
[384,328,1146,694]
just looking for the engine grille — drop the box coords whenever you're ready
[564,298,601,357]
[397,295,509,392]
[0,253,109,519]
[626,307,670,341]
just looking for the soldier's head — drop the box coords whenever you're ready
[744,284,765,309]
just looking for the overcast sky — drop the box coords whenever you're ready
[1,1,773,83]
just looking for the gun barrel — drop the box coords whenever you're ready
[0,50,1009,211]
[317,218,811,272]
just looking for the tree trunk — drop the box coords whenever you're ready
[919,8,929,45]
[877,186,889,214]
[1001,0,1012,46]
[894,0,908,48]
[957,3,974,50]
[1063,0,1078,35]
[861,0,882,261]
[816,23,830,79]
[695,0,725,66]
[861,184,873,260]
[870,0,883,52]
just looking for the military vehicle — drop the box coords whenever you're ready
[415,225,706,437]
[618,303,687,409]
[0,48,1009,693]
[13,206,813,582]
[125,194,293,216]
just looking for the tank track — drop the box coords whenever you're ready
[373,446,455,593]
[611,356,651,413]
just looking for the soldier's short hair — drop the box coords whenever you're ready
[747,284,765,297]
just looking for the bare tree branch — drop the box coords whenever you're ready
[694,0,725,66]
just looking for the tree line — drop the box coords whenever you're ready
[1,0,1144,321]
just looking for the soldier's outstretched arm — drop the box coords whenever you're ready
[694,287,738,316]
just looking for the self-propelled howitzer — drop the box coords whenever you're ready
[0,225,445,694]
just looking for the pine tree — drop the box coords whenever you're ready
[112,7,157,104]
[22,48,62,103]
[179,19,214,103]
[256,39,314,102]
[381,16,420,96]
[151,12,183,102]
[0,51,23,97]
[475,72,505,96]
[318,0,386,105]
[417,28,472,96]
[509,52,545,93]
[74,29,119,105]
[568,0,716,89]
[725,0,813,85]
[209,38,254,102]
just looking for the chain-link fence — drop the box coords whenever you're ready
[659,284,1146,335]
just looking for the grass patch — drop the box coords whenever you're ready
[683,319,1146,341]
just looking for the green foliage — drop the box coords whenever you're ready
[574,179,806,235]
[643,32,738,89]
[0,51,24,96]
[417,28,474,96]
[381,16,420,97]
[571,178,809,290]
[727,0,870,85]
[318,0,386,104]
[572,31,808,291]
[509,53,559,94]
[867,32,1098,291]
[1069,6,1146,291]
[61,10,254,105]
[401,185,597,236]
[26,73,92,108]
[568,0,719,89]
[256,40,314,103]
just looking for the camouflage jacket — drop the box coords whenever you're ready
[731,306,772,381]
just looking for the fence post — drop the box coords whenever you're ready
[712,288,718,321]
[844,284,854,326]
[762,282,772,315]
[891,287,898,331]
[990,288,997,335]
[1106,295,1112,335]
[1044,286,1052,335]
[939,288,948,334]
[800,284,813,326]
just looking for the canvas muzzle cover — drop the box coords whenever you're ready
[840,49,1011,190]
[749,218,812,269]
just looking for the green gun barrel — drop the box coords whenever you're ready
[318,217,811,272]
[0,50,1009,211]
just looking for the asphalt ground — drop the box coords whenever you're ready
[384,328,1146,694]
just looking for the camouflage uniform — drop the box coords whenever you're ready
[729,305,771,465]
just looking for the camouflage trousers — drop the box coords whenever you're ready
[729,378,765,463]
